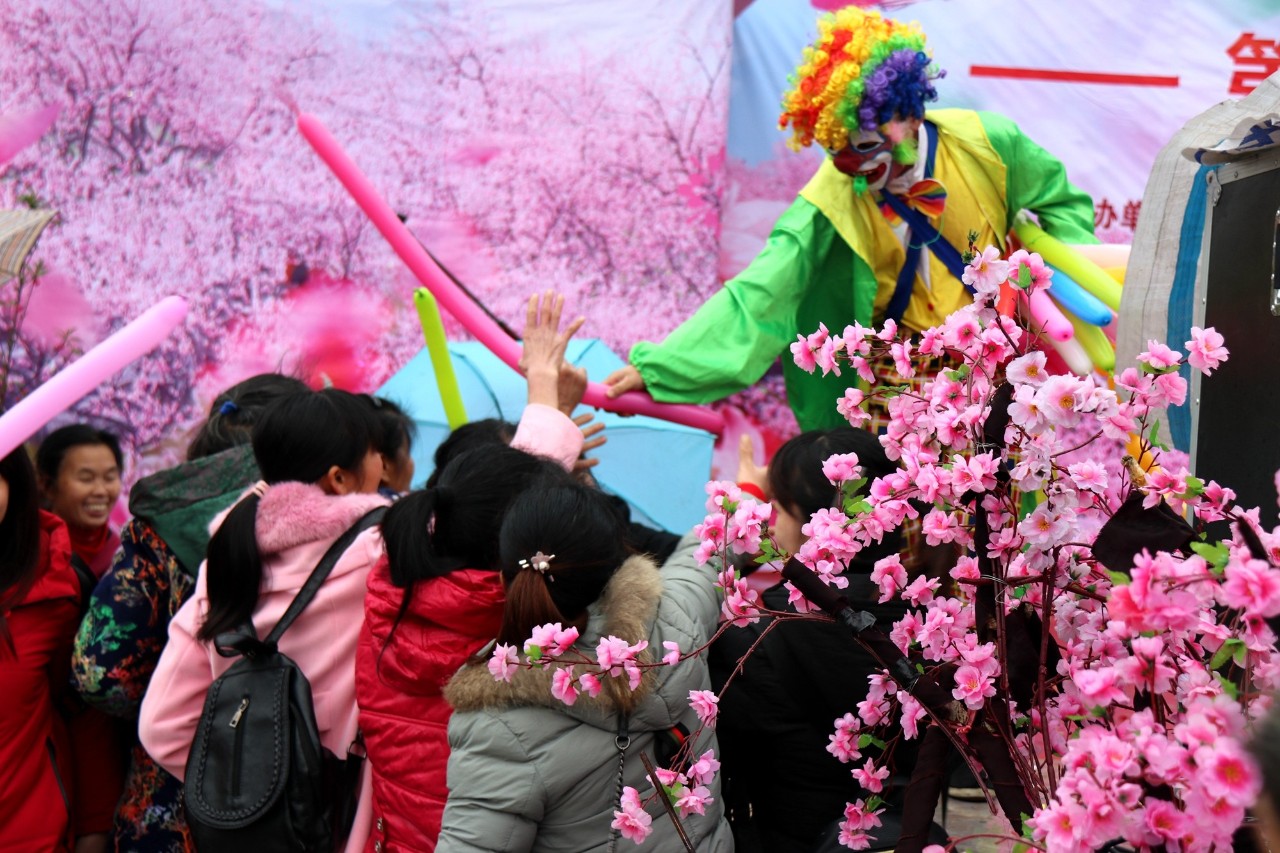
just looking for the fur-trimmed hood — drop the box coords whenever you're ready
[210,481,388,556]
[445,554,665,719]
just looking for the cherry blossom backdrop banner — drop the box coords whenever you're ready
[4,0,1280,482]
[0,0,732,475]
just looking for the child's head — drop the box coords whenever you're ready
[767,427,898,556]
[0,447,42,607]
[364,395,417,493]
[198,388,384,642]
[187,373,310,460]
[252,388,384,495]
[381,442,572,588]
[425,419,516,488]
[495,481,629,647]
[36,423,124,534]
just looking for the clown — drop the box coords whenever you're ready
[604,7,1097,431]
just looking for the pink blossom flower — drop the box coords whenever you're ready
[525,622,579,659]
[1019,503,1069,548]
[1137,339,1182,370]
[551,666,579,705]
[578,671,603,698]
[1194,738,1261,808]
[688,750,720,786]
[611,787,652,843]
[1185,326,1228,375]
[689,689,719,727]
[851,758,890,793]
[1142,798,1188,845]
[675,784,714,818]
[1073,667,1127,707]
[1222,557,1280,617]
[870,554,907,603]
[487,643,519,683]
[962,245,1010,296]
[837,387,870,424]
[722,577,763,625]
[1067,460,1109,493]
[596,636,648,675]
[662,640,681,667]
[790,333,817,373]
[1007,248,1052,292]
[898,693,926,739]
[822,452,862,485]
[951,664,996,710]
[920,510,961,547]
[891,339,915,378]
[827,713,863,763]
[902,574,941,606]
[1005,350,1048,386]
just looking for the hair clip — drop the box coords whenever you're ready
[518,551,555,578]
[219,400,239,416]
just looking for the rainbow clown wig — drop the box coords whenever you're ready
[779,7,944,153]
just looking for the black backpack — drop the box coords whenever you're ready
[183,507,385,853]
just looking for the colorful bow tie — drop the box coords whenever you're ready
[878,178,947,226]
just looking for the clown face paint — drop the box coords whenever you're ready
[831,119,919,192]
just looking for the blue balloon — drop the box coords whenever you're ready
[1045,262,1114,326]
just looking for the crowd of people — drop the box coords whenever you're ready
[6,4,1280,852]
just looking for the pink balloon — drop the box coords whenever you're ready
[0,296,188,460]
[1028,289,1074,342]
[0,103,60,167]
[296,112,725,435]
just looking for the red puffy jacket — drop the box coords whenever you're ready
[0,511,123,852]
[356,556,504,853]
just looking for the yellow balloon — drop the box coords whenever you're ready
[414,288,469,430]
[1014,219,1123,312]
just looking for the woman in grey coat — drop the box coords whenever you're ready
[438,482,735,853]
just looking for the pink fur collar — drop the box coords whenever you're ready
[252,482,388,555]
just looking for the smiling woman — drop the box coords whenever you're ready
[37,424,124,580]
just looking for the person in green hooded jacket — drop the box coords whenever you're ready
[604,6,1096,431]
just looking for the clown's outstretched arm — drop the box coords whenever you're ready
[978,112,1099,245]
[605,199,823,404]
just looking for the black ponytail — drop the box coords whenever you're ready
[197,494,263,641]
[382,444,572,587]
[495,482,629,648]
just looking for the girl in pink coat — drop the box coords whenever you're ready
[140,388,391,852]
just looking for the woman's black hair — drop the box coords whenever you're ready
[363,395,417,460]
[197,388,382,642]
[768,427,902,565]
[0,448,44,610]
[382,443,570,587]
[495,482,629,648]
[425,419,516,488]
[36,424,124,485]
[187,373,311,461]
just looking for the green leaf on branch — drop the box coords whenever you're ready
[1106,570,1131,587]
[1190,541,1230,571]
[857,734,887,750]
[1209,638,1245,672]
[1215,672,1239,699]
[1016,264,1032,290]
[1147,420,1169,452]
[526,645,542,662]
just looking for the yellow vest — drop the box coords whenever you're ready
[798,109,1009,333]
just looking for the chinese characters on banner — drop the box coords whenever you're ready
[1228,33,1280,95]
[1095,198,1142,232]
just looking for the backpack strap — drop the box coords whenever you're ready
[69,553,97,615]
[264,506,386,646]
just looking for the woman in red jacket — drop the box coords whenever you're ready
[0,447,119,852]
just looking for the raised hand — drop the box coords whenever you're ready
[520,290,584,409]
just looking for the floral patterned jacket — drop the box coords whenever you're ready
[71,445,258,852]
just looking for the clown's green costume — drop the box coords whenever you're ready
[628,109,1096,431]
